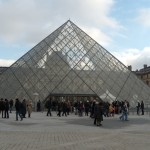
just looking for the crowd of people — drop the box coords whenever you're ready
[136,100,145,115]
[0,97,145,126]
[0,98,33,121]
[44,98,132,125]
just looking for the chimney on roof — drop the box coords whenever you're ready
[128,65,132,71]
[144,64,147,69]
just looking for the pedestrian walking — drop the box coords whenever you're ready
[94,102,103,126]
[15,98,23,121]
[119,100,129,121]
[46,99,52,116]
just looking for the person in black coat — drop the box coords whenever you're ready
[57,101,62,117]
[137,101,140,115]
[4,99,9,118]
[9,99,14,113]
[94,102,103,126]
[62,101,68,117]
[141,101,144,115]
[37,100,41,112]
[22,99,27,118]
[15,98,23,121]
[46,99,52,116]
[0,98,5,118]
[90,100,96,118]
[84,100,90,116]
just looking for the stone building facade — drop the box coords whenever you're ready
[129,64,150,86]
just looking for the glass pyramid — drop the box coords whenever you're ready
[0,20,150,106]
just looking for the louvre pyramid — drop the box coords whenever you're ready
[0,20,150,106]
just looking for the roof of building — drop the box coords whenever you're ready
[133,65,150,75]
[0,67,8,74]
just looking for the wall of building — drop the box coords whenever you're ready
[133,64,150,86]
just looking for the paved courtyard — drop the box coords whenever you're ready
[0,111,150,150]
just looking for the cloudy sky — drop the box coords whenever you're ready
[0,0,150,70]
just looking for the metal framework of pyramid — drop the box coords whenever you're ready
[0,20,150,106]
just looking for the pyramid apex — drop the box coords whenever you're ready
[65,19,73,26]
[67,19,72,23]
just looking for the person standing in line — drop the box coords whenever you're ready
[27,100,32,118]
[141,101,144,115]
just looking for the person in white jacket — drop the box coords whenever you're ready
[27,100,32,118]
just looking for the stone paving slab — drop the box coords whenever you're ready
[0,111,150,150]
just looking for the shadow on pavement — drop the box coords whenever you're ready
[60,115,150,129]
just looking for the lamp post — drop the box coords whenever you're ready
[33,92,39,112]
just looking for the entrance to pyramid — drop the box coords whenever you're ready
[44,94,100,103]
[43,94,100,112]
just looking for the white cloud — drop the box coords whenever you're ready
[112,47,150,70]
[0,0,53,44]
[0,0,120,46]
[0,59,15,67]
[136,8,150,27]
[80,26,112,47]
